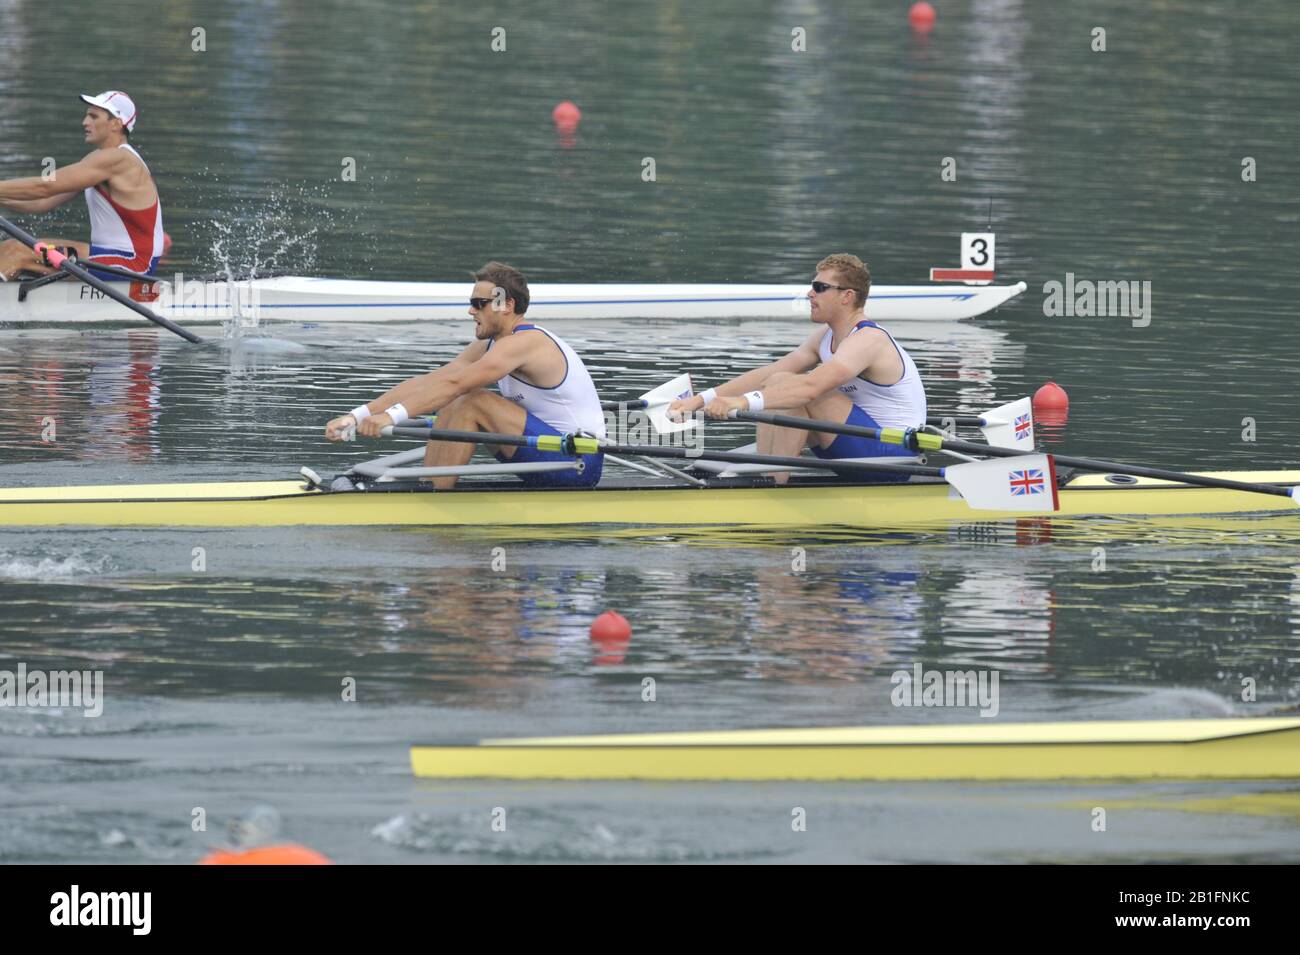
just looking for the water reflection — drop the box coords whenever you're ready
[3,512,1298,702]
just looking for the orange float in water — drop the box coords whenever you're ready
[551,100,582,132]
[908,2,936,34]
[590,610,631,641]
[199,844,332,865]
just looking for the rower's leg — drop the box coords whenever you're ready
[754,372,815,484]
[803,389,856,447]
[423,390,528,489]
[0,238,90,279]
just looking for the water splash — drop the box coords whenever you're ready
[196,182,341,281]
[0,553,110,580]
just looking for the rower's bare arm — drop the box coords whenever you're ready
[405,336,527,415]
[794,330,887,401]
[0,151,120,202]
[324,340,489,440]
[748,331,881,409]
[0,191,80,214]
[764,360,857,407]
[367,340,488,412]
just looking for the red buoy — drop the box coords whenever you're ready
[552,100,582,132]
[199,845,331,865]
[1033,381,1070,412]
[909,2,936,34]
[1033,381,1070,430]
[590,610,631,642]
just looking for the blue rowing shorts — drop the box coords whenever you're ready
[492,412,604,488]
[810,405,916,484]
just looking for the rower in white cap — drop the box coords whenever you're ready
[0,90,167,281]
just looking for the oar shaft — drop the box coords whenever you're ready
[0,215,202,344]
[945,438,1297,499]
[736,410,1295,500]
[389,425,545,450]
[736,409,881,440]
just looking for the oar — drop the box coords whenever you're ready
[734,409,1300,504]
[385,422,1061,511]
[606,380,1033,450]
[0,214,203,343]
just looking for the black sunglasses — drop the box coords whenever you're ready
[810,281,854,294]
[469,297,495,310]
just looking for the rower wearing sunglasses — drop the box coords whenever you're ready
[668,253,926,484]
[324,261,605,488]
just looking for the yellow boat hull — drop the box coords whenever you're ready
[1,470,1298,528]
[410,717,1300,781]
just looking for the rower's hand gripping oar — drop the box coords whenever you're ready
[0,213,204,343]
[734,409,1300,505]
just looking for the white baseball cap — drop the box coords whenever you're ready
[79,91,138,132]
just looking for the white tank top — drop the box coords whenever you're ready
[492,324,607,438]
[83,144,165,266]
[817,319,927,427]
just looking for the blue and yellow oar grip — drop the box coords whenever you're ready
[878,428,943,452]
[533,435,602,455]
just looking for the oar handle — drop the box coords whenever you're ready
[0,215,203,344]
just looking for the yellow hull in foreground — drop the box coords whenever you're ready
[410,717,1300,782]
[1,469,1298,528]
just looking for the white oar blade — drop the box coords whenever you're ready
[945,454,1060,512]
[979,397,1034,450]
[638,374,699,434]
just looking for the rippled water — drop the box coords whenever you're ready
[3,0,1300,863]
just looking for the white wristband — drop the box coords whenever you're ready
[349,404,372,424]
[744,391,764,412]
[385,403,410,425]
[698,388,717,405]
